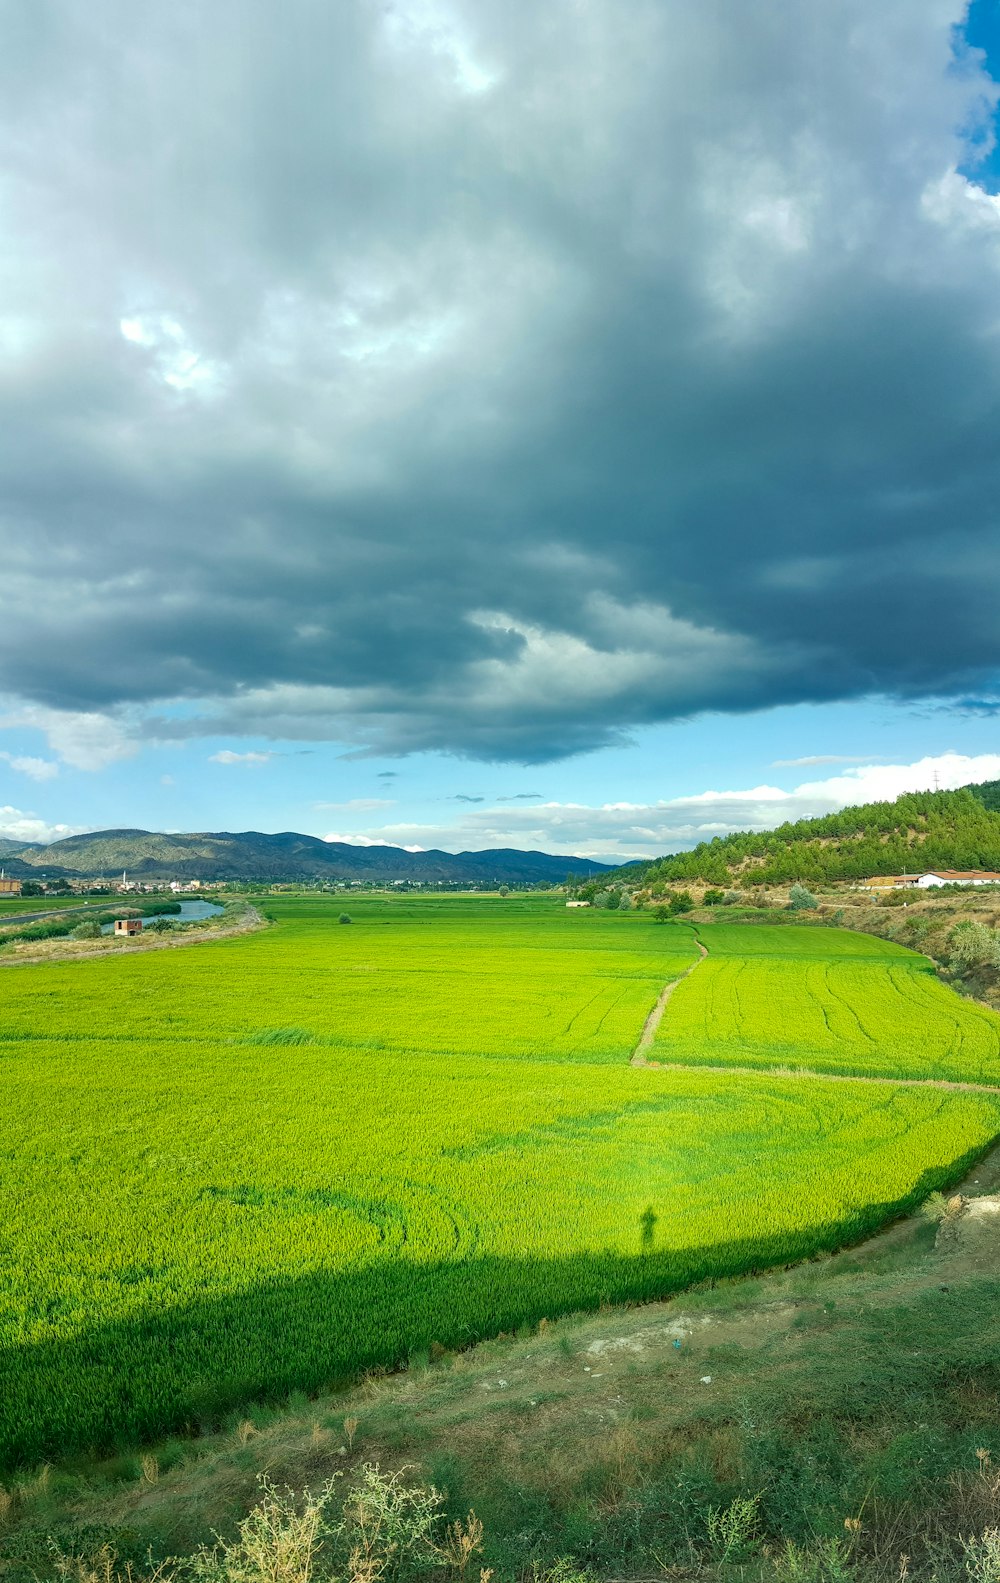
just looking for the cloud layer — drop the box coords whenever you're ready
[1,3,999,762]
[324,753,1000,860]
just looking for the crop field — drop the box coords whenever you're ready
[0,895,697,1062]
[2,897,1000,1471]
[654,924,1000,1083]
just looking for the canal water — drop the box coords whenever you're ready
[100,899,224,935]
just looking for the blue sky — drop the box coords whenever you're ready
[1,2,1000,861]
[961,0,1000,188]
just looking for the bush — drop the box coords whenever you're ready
[722,889,742,905]
[703,889,724,906]
[339,913,352,924]
[788,884,818,910]
[665,890,694,915]
[172,1464,480,1583]
[948,920,1000,972]
[70,921,101,940]
[617,891,633,911]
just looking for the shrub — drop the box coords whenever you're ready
[788,884,818,910]
[948,920,1000,972]
[722,889,742,905]
[666,891,693,915]
[703,889,724,907]
[617,891,633,911]
[339,914,353,924]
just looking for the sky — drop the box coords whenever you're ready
[2,1,1000,862]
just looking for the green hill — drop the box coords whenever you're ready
[0,828,610,885]
[626,780,1000,888]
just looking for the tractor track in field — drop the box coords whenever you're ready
[630,933,1000,1098]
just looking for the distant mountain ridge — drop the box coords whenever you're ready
[616,780,1000,888]
[0,828,610,884]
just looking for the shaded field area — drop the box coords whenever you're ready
[3,899,1000,1471]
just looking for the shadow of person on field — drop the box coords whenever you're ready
[0,1162,963,1475]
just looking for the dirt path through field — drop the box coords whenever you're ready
[630,936,707,1064]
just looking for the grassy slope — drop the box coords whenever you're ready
[3,1145,999,1583]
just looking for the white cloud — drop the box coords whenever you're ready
[0,752,59,781]
[310,753,1000,861]
[119,313,222,393]
[323,831,425,851]
[0,707,138,771]
[209,750,273,766]
[0,806,88,845]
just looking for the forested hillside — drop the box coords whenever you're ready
[626,782,1000,888]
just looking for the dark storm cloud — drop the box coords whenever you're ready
[1,0,999,763]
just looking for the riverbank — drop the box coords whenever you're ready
[0,899,265,966]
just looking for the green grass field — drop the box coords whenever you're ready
[654,923,1000,1083]
[2,896,999,1471]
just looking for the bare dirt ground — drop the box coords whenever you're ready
[630,938,707,1064]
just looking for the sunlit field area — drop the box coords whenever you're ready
[2,896,999,1471]
[654,924,1000,1083]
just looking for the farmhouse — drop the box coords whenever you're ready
[0,877,22,895]
[113,917,143,936]
[858,871,1000,891]
[916,870,1000,888]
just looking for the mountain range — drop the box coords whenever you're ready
[0,829,611,885]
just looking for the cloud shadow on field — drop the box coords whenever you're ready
[0,1159,982,1475]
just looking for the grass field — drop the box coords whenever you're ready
[654,923,1000,1083]
[2,896,1000,1472]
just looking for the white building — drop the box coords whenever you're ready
[916,870,1000,888]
